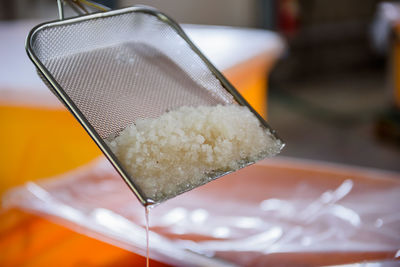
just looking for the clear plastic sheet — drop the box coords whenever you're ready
[3,157,400,266]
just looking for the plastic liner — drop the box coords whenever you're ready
[3,157,400,266]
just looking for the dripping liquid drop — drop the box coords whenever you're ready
[145,205,150,267]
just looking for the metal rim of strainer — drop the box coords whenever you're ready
[26,5,284,206]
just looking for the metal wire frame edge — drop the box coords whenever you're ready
[25,5,285,206]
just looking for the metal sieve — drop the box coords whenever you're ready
[26,0,283,205]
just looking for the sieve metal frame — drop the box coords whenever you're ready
[26,5,283,206]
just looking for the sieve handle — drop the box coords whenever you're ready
[57,0,110,20]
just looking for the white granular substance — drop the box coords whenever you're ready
[107,104,282,202]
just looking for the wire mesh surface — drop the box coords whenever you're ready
[26,7,284,204]
[31,11,234,138]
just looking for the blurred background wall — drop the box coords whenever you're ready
[272,0,383,80]
[0,0,260,25]
[120,0,261,27]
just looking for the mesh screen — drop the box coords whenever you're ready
[31,11,234,138]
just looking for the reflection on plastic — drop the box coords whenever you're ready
[3,157,400,266]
